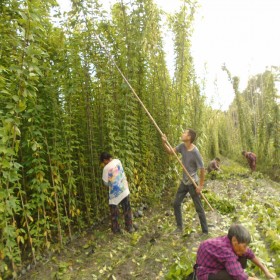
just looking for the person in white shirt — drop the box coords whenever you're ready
[100,152,134,234]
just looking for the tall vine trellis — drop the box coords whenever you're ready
[1,0,279,278]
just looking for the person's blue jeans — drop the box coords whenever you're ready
[173,181,208,233]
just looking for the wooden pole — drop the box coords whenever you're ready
[95,34,214,211]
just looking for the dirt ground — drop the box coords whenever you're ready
[19,175,280,280]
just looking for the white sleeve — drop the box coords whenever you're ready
[102,166,108,183]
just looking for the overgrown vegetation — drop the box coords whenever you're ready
[221,65,280,180]
[18,163,280,280]
[0,0,279,279]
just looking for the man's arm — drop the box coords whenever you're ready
[196,168,205,193]
[161,134,176,155]
[224,258,260,280]
[214,161,221,171]
[251,257,275,279]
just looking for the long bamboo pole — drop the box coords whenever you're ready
[95,34,214,211]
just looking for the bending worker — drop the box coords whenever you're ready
[195,224,275,280]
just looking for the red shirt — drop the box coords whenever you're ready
[245,152,256,163]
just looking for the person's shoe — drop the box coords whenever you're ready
[172,227,183,235]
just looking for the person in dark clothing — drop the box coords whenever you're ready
[162,129,208,235]
[242,151,257,172]
[207,157,221,173]
[207,157,221,180]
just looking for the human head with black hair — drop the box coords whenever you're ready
[100,152,112,163]
[181,128,197,143]
[187,129,196,143]
[228,224,251,256]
